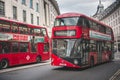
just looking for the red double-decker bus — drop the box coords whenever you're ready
[0,18,49,69]
[51,13,114,68]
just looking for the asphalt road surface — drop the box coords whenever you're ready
[0,60,120,80]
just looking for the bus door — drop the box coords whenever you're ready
[38,43,49,60]
[97,41,102,63]
[43,43,49,60]
[81,39,89,66]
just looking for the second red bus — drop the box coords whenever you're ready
[0,18,49,69]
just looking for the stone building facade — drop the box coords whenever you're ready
[93,0,120,52]
[0,0,60,36]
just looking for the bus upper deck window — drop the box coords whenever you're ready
[19,25,28,34]
[12,23,18,33]
[0,20,3,31]
[77,17,90,28]
[40,28,47,36]
[23,27,28,34]
[0,20,11,32]
[77,18,83,26]
[28,28,34,35]
[34,28,41,36]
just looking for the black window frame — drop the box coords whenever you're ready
[23,10,26,22]
[44,43,49,52]
[19,42,29,52]
[77,17,90,28]
[22,0,26,5]
[0,41,11,54]
[19,24,28,34]
[13,6,17,19]
[0,20,11,32]
[0,1,5,16]
[11,42,19,53]
[106,27,112,35]
[12,22,19,33]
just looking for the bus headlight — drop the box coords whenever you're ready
[74,59,78,65]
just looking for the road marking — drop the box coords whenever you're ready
[0,61,50,74]
[109,69,120,80]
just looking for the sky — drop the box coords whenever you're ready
[57,0,116,16]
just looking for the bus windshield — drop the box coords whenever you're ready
[52,39,82,58]
[54,17,79,26]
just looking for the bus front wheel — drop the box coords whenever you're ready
[0,59,9,69]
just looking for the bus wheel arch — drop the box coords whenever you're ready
[0,59,9,69]
[36,56,41,63]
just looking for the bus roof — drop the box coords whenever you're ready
[56,12,84,18]
[56,12,112,29]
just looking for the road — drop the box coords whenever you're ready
[0,60,120,80]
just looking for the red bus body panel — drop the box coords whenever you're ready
[51,54,80,68]
[0,18,50,68]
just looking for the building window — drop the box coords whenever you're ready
[37,16,39,25]
[13,6,17,19]
[0,1,5,16]
[22,0,26,5]
[23,10,26,22]
[30,0,33,9]
[36,3,39,12]
[31,13,33,24]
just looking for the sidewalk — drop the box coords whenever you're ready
[0,60,50,73]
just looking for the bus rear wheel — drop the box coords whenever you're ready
[0,59,9,69]
[36,56,41,63]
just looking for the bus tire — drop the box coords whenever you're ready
[36,56,41,63]
[0,59,9,69]
[90,57,94,67]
